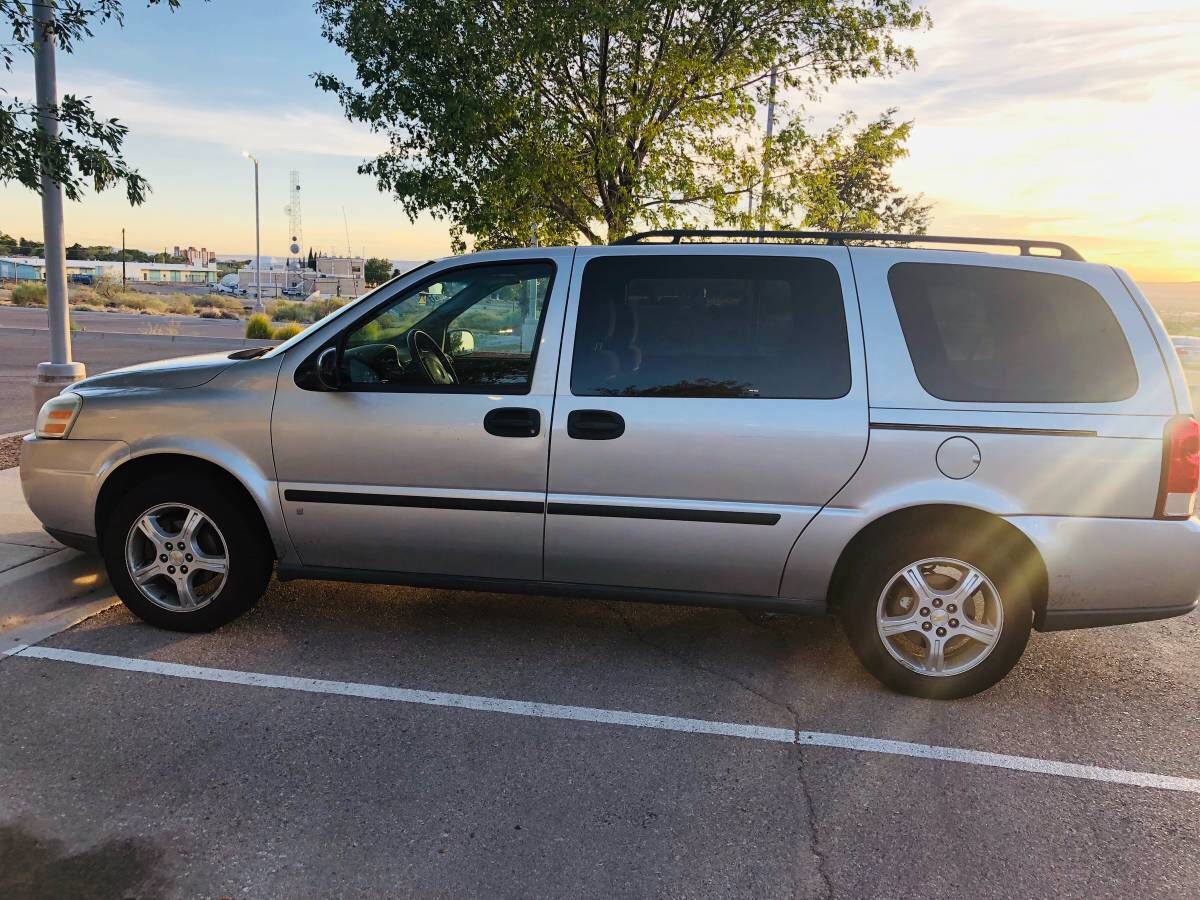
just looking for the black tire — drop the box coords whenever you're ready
[101,473,273,632]
[840,527,1033,699]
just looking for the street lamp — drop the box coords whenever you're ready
[31,0,85,416]
[242,151,262,310]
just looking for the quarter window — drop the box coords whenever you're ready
[888,263,1138,403]
[571,255,851,399]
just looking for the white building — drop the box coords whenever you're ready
[0,256,217,285]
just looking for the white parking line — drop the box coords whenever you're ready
[13,645,1200,796]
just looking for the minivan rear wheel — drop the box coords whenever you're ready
[101,474,273,632]
[841,529,1032,699]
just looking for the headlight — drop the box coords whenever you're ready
[35,392,83,439]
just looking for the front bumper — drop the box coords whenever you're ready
[1009,514,1200,631]
[20,436,129,542]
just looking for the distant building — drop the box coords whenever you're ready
[236,256,366,299]
[173,246,217,266]
[315,256,365,280]
[0,256,218,285]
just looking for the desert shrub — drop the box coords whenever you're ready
[198,308,239,320]
[265,299,302,322]
[161,295,195,315]
[69,286,98,305]
[264,297,347,324]
[311,297,346,319]
[196,293,244,313]
[245,313,273,339]
[113,293,167,313]
[11,282,47,306]
[273,322,304,340]
[92,272,123,300]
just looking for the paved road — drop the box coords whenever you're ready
[0,310,266,434]
[1,580,1196,898]
[0,305,247,339]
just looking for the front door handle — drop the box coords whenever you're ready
[484,407,541,438]
[567,409,625,440]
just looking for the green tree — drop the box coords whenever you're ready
[314,0,929,248]
[363,256,392,285]
[729,108,930,233]
[2,1,193,206]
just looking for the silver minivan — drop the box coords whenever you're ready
[21,231,1200,698]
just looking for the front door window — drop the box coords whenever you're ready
[342,262,553,392]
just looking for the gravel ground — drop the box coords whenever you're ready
[0,434,24,469]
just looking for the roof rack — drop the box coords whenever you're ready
[615,229,1085,261]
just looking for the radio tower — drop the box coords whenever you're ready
[284,170,303,287]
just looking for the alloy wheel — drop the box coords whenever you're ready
[124,502,229,612]
[875,557,1004,677]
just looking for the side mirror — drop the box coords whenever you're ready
[316,346,341,391]
[446,328,475,356]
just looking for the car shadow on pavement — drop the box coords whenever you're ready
[0,820,167,900]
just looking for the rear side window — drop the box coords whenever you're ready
[888,263,1138,403]
[571,255,850,399]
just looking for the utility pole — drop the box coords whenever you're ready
[31,0,85,415]
[121,227,126,287]
[759,66,778,238]
[243,151,262,308]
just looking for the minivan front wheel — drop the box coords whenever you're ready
[102,474,273,631]
[841,531,1032,699]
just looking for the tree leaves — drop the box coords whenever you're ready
[1,0,186,206]
[314,0,931,246]
[364,256,393,284]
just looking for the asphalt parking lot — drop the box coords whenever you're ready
[1,578,1197,898]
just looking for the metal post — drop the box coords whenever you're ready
[32,0,85,415]
[121,227,126,288]
[244,151,261,308]
[759,66,778,238]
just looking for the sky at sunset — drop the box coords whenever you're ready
[1,0,1197,281]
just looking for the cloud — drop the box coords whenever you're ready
[818,0,1200,120]
[801,0,1200,280]
[8,69,391,159]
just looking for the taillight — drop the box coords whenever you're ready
[1157,415,1200,519]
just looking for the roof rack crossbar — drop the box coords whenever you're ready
[614,229,1084,261]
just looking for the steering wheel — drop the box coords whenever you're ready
[406,329,459,385]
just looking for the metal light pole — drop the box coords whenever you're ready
[121,227,126,288]
[759,66,778,237]
[242,151,262,309]
[31,0,85,415]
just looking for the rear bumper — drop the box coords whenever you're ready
[1007,514,1200,631]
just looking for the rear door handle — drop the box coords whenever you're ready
[484,407,540,438]
[567,409,625,440]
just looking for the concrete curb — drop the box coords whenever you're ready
[1,589,118,657]
[0,546,110,633]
